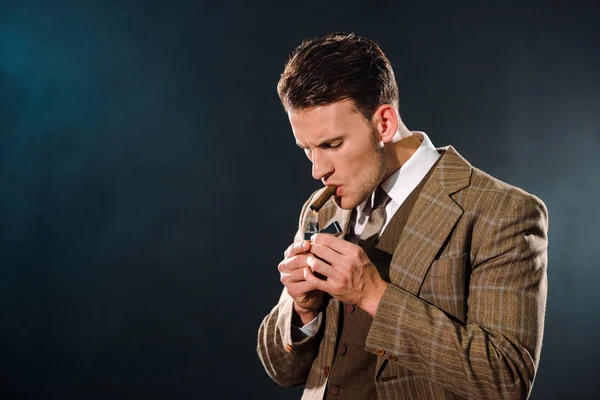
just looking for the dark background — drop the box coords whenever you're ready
[1,1,598,399]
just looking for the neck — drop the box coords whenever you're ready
[382,129,422,181]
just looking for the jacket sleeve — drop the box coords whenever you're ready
[257,190,325,387]
[365,193,548,400]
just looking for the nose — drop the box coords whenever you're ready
[311,150,333,181]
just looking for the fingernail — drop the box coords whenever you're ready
[311,234,317,241]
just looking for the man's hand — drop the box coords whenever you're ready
[304,233,388,317]
[278,240,323,325]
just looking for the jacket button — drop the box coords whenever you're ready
[389,355,398,362]
[329,385,340,396]
[376,348,385,356]
[285,344,294,353]
[345,303,356,313]
[338,344,348,355]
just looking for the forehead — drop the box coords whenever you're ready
[288,100,368,144]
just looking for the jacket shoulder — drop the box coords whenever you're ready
[461,166,547,219]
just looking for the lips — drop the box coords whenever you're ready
[335,186,343,196]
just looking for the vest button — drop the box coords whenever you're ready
[389,355,398,362]
[323,366,330,377]
[376,348,385,356]
[330,385,340,396]
[338,343,348,355]
[285,344,294,353]
[345,303,356,313]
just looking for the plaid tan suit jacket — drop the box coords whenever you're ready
[257,146,548,400]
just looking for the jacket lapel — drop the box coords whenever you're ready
[387,146,471,296]
[374,146,471,375]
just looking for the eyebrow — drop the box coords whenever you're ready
[296,135,345,150]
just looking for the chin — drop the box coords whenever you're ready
[334,195,358,210]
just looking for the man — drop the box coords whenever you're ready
[257,32,548,400]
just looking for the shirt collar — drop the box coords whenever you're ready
[357,131,440,214]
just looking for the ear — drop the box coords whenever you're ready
[371,104,398,144]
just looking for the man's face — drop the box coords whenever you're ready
[289,99,387,210]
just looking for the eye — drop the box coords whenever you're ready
[328,141,343,151]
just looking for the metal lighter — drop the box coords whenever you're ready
[304,220,342,240]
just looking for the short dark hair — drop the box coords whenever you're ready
[277,32,399,120]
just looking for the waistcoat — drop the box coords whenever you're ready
[324,172,433,400]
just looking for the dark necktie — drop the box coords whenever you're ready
[358,186,390,250]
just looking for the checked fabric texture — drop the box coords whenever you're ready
[257,146,548,400]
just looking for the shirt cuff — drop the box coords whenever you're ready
[291,314,321,342]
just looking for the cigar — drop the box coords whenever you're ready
[309,186,337,212]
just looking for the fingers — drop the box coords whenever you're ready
[286,279,317,299]
[306,254,338,282]
[280,267,305,285]
[278,253,311,278]
[279,235,362,302]
[280,253,336,282]
[284,240,311,258]
[311,233,363,259]
[304,267,328,292]
[309,242,343,265]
